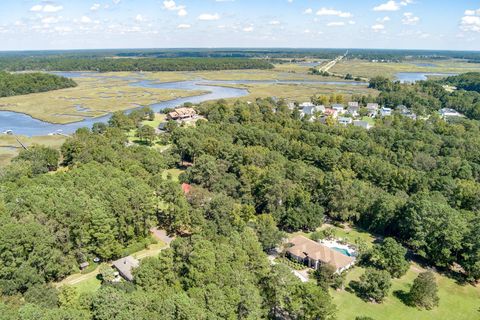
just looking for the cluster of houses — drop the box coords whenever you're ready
[296,101,421,130]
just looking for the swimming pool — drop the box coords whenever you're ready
[332,247,353,257]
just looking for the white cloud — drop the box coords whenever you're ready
[177,23,191,29]
[460,9,480,33]
[371,23,385,31]
[135,14,146,22]
[373,1,400,12]
[42,16,61,24]
[243,26,254,32]
[177,8,187,16]
[327,21,345,27]
[112,0,121,5]
[80,16,92,24]
[30,4,63,13]
[269,20,280,25]
[373,0,412,12]
[91,4,101,11]
[198,13,220,21]
[317,8,352,18]
[163,1,187,16]
[402,12,419,25]
[304,8,313,15]
[377,16,391,22]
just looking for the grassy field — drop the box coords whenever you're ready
[0,134,66,167]
[194,63,347,82]
[333,264,480,320]
[331,59,480,79]
[0,77,206,124]
[215,83,378,103]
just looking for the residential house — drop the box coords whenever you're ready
[353,120,373,130]
[347,102,360,117]
[380,107,392,117]
[331,104,346,115]
[439,108,463,119]
[112,256,140,281]
[338,117,353,126]
[167,107,197,121]
[366,103,379,117]
[396,105,417,120]
[300,103,325,120]
[323,108,338,118]
[287,102,296,110]
[286,235,355,274]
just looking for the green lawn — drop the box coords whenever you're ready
[73,275,102,295]
[162,168,184,182]
[333,265,480,320]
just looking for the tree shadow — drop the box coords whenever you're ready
[393,290,412,307]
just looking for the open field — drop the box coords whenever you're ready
[331,59,480,79]
[333,264,480,320]
[0,77,206,124]
[215,83,378,102]
[0,134,66,166]
[193,63,347,82]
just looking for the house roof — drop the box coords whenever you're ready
[112,256,139,281]
[168,107,196,119]
[181,183,192,194]
[286,235,355,271]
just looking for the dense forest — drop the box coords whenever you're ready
[0,72,76,97]
[444,72,480,93]
[0,85,479,318]
[0,57,274,72]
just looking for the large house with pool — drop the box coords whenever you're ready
[286,235,355,274]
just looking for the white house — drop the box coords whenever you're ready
[300,104,325,119]
[347,102,360,117]
[439,108,463,119]
[331,104,346,115]
[338,117,353,126]
[380,107,392,117]
[366,103,379,117]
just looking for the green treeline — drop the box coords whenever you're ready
[444,72,480,93]
[0,72,77,97]
[0,57,274,72]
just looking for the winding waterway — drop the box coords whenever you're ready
[0,72,368,137]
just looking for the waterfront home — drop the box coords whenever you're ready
[286,235,355,274]
[167,107,197,121]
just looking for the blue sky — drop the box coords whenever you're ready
[0,0,479,51]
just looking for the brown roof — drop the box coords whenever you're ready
[286,235,355,271]
[168,107,196,119]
